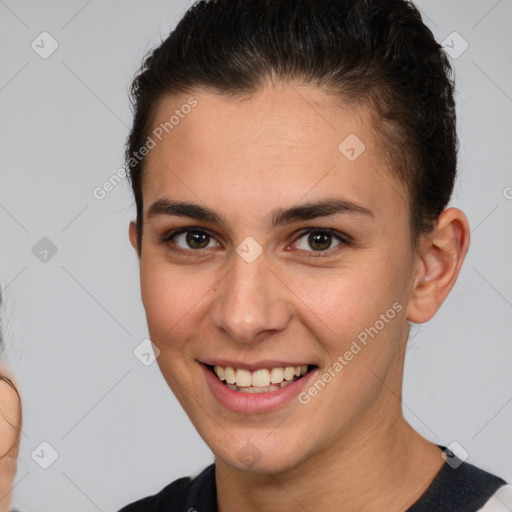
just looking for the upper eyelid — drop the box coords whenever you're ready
[289,230,350,255]
[293,228,349,244]
[165,226,219,241]
[167,227,222,248]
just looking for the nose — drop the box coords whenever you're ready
[210,250,292,344]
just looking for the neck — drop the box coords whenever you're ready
[216,417,443,512]
[215,341,444,512]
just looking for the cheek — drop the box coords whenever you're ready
[290,267,409,435]
[139,260,214,402]
[139,258,212,351]
[291,259,409,357]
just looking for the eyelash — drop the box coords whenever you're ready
[291,228,352,257]
[159,227,352,259]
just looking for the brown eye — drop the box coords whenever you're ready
[186,231,210,249]
[294,229,349,253]
[171,230,218,250]
[308,232,332,251]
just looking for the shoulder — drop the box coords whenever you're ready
[478,484,512,511]
[409,449,509,512]
[117,464,217,512]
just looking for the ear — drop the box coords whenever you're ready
[129,221,140,257]
[406,208,470,324]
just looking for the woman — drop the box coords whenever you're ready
[119,0,511,510]
[0,289,22,512]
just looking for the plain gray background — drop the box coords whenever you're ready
[0,0,511,510]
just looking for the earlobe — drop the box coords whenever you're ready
[129,221,140,256]
[406,208,470,324]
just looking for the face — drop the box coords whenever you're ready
[130,83,423,474]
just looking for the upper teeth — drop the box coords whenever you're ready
[214,365,308,387]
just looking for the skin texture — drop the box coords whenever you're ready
[0,368,21,512]
[129,82,470,511]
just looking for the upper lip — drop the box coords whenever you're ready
[200,359,315,371]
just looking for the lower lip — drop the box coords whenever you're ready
[201,363,318,414]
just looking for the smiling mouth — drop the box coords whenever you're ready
[205,364,317,393]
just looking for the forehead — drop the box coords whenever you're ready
[141,83,409,227]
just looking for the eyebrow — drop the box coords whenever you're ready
[147,199,225,224]
[272,199,374,225]
[146,198,374,227]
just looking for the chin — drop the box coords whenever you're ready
[208,429,313,475]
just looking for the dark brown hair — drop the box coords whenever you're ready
[126,0,457,252]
